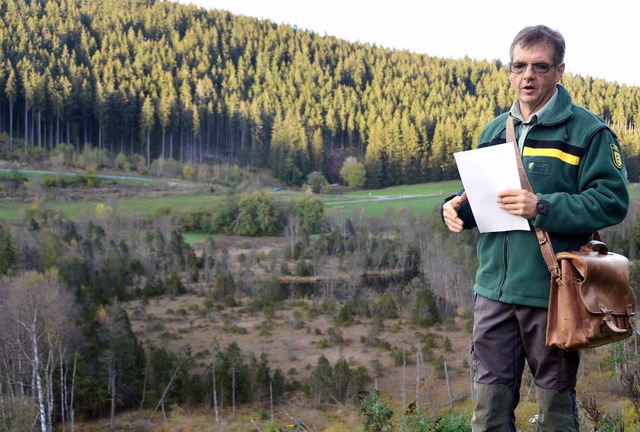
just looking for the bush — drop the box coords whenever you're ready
[412,288,441,327]
[358,390,395,432]
[306,171,329,194]
[291,195,325,233]
[233,192,283,236]
[340,156,366,188]
[377,292,399,319]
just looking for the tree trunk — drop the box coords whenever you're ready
[46,348,54,432]
[30,318,48,432]
[109,354,115,431]
[148,363,180,422]
[58,348,68,432]
[402,349,406,410]
[169,132,174,160]
[161,127,166,159]
[24,92,28,151]
[270,381,274,424]
[140,364,148,411]
[9,101,13,151]
[18,349,25,399]
[82,119,87,151]
[146,128,151,167]
[55,113,62,147]
[415,340,421,405]
[38,111,42,149]
[212,351,219,422]
[0,379,6,427]
[232,364,236,417]
[445,361,453,408]
[179,127,184,163]
[70,352,77,432]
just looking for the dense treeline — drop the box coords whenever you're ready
[1,0,640,189]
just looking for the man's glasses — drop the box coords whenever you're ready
[509,62,557,75]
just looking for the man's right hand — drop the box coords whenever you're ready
[443,192,467,233]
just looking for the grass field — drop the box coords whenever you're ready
[2,176,636,224]
[0,177,462,223]
[0,168,161,185]
[181,232,221,244]
[325,180,461,217]
[0,193,231,222]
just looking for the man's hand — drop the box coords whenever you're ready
[443,192,468,233]
[497,189,538,219]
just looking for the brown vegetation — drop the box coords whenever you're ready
[122,237,639,431]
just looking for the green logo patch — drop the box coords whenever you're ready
[528,162,551,175]
[610,143,623,169]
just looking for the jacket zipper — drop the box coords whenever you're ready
[498,233,509,301]
[498,121,519,300]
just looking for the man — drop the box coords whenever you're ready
[442,25,628,431]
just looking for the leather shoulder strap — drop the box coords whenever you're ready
[507,117,534,192]
[507,116,561,282]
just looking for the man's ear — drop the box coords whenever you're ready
[555,63,565,82]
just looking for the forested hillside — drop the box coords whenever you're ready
[1,0,640,187]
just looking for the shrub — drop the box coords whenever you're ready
[306,171,329,194]
[358,390,394,432]
[340,157,366,189]
[233,192,283,236]
[412,288,441,327]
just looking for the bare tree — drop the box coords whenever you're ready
[95,301,130,431]
[0,269,76,432]
[445,361,453,408]
[286,216,301,256]
[211,338,220,423]
[402,349,407,411]
[202,238,216,284]
[148,362,181,422]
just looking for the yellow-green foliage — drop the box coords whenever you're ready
[514,400,540,431]
[322,423,360,432]
[183,163,195,181]
[620,403,640,430]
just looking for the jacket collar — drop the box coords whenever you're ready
[509,84,573,126]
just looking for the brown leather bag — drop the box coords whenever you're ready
[546,239,637,350]
[507,117,638,350]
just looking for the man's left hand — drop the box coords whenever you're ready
[497,189,538,219]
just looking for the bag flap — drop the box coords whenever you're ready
[556,250,636,315]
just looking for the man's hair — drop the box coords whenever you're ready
[510,25,565,65]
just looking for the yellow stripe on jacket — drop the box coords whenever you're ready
[523,147,580,165]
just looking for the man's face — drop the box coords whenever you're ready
[509,43,565,118]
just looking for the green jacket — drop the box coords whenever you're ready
[452,85,629,308]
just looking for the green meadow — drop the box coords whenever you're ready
[0,194,229,223]
[2,177,637,224]
[326,180,462,217]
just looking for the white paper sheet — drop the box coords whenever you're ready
[453,143,531,233]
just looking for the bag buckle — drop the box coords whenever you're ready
[599,304,613,321]
[600,303,631,334]
[552,268,562,287]
[627,305,636,327]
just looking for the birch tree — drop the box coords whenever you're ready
[0,269,76,432]
[211,338,220,423]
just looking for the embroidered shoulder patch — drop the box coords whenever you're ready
[610,143,623,169]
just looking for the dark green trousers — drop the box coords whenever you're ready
[471,295,580,431]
